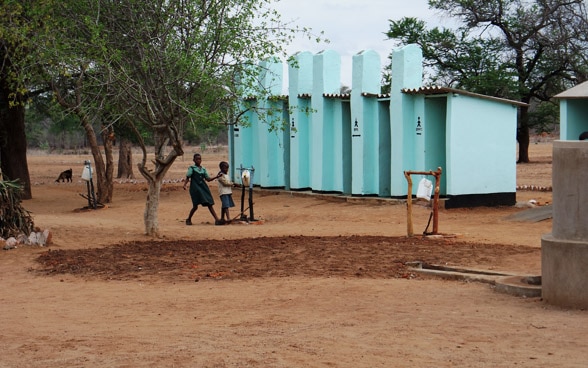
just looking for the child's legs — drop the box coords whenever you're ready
[220,194,234,220]
[221,207,229,220]
[187,205,198,220]
[207,205,219,221]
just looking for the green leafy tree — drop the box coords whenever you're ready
[0,0,54,199]
[42,1,119,204]
[26,93,87,151]
[386,0,588,162]
[49,66,117,204]
[105,0,304,236]
[2,0,316,235]
[46,0,311,236]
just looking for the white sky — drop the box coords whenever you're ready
[271,0,451,88]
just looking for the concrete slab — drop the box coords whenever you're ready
[494,276,542,298]
[505,204,552,222]
[408,263,542,298]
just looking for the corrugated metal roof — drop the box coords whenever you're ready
[401,86,528,107]
[554,81,588,99]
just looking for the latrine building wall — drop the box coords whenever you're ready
[555,80,588,140]
[229,44,524,208]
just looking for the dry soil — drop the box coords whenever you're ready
[1,139,587,367]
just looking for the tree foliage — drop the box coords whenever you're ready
[41,0,308,236]
[26,94,87,150]
[386,0,588,162]
[2,0,312,235]
[0,0,56,199]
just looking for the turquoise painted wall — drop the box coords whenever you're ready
[310,50,342,192]
[232,99,258,183]
[412,95,426,172]
[351,50,381,195]
[389,44,423,197]
[323,98,345,192]
[560,100,568,139]
[232,59,287,187]
[378,100,391,196]
[281,103,291,190]
[446,94,516,194]
[342,101,352,195]
[229,44,519,207]
[560,99,588,140]
[288,52,313,190]
[423,96,447,194]
[256,59,285,188]
[231,63,264,183]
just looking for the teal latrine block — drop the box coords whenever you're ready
[555,81,588,140]
[444,92,519,207]
[230,59,286,187]
[389,44,423,198]
[288,51,313,190]
[402,87,523,208]
[230,64,260,184]
[230,44,524,208]
[377,100,391,196]
[389,43,522,208]
[255,59,286,188]
[231,98,258,184]
[310,50,343,193]
[423,96,447,194]
[350,49,382,196]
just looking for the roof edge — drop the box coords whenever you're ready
[401,86,528,107]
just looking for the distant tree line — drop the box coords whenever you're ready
[24,102,229,152]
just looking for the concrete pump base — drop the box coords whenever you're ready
[541,234,588,309]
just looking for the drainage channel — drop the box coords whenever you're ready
[407,262,542,298]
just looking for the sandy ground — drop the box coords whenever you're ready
[1,140,587,367]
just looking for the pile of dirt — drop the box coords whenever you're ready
[34,235,540,282]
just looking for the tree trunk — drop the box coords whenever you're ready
[117,137,135,179]
[136,137,182,236]
[100,125,115,203]
[0,89,32,200]
[52,73,115,204]
[143,179,162,237]
[80,116,113,204]
[517,105,531,163]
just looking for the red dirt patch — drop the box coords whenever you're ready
[34,235,538,282]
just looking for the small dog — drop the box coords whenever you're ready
[55,168,73,183]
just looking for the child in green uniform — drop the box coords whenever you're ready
[182,153,223,225]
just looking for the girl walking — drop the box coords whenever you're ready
[183,153,223,225]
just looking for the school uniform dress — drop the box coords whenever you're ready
[186,165,215,207]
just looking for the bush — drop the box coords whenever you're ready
[0,179,35,239]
